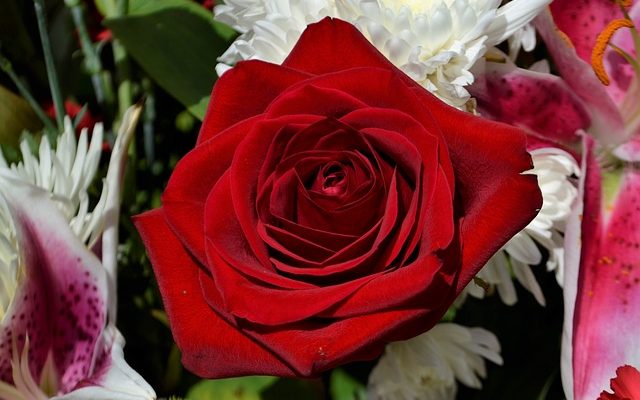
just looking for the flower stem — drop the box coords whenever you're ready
[112,0,132,124]
[64,0,115,106]
[33,0,65,132]
[0,50,57,133]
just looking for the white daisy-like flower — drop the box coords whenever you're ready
[507,22,536,60]
[466,147,580,305]
[0,195,19,322]
[214,0,551,106]
[0,117,106,247]
[368,323,502,400]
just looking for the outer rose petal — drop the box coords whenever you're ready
[0,175,107,392]
[470,61,589,146]
[408,87,542,293]
[133,209,297,377]
[197,62,311,145]
[283,18,392,75]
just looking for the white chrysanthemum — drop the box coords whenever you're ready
[466,147,580,305]
[507,22,536,60]
[214,0,550,106]
[0,117,107,247]
[368,323,502,400]
[0,194,19,321]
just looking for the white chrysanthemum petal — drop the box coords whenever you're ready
[1,120,107,247]
[504,231,542,265]
[511,258,546,306]
[215,0,550,107]
[464,147,579,305]
[368,323,501,400]
[485,0,550,46]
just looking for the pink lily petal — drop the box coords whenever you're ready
[615,133,640,161]
[603,3,640,106]
[563,142,640,399]
[548,0,625,64]
[470,60,589,147]
[0,174,107,393]
[560,134,594,400]
[53,325,155,400]
[534,9,626,145]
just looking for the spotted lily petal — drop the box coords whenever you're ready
[562,135,640,400]
[0,173,108,394]
[534,9,626,145]
[470,58,589,147]
[53,326,155,400]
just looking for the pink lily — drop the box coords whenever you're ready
[469,1,640,398]
[0,106,155,399]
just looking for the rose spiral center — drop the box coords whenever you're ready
[318,162,347,195]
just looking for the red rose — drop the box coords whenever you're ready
[135,18,541,378]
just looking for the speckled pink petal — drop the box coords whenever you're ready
[0,175,108,394]
[568,162,640,400]
[54,325,155,400]
[548,0,624,64]
[470,61,589,147]
[534,10,626,146]
[602,3,640,106]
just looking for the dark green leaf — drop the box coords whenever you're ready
[330,369,367,400]
[105,0,236,119]
[261,378,324,400]
[0,85,42,145]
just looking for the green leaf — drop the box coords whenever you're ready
[261,378,324,400]
[104,0,236,120]
[186,376,277,400]
[0,85,42,146]
[603,167,624,215]
[330,369,367,400]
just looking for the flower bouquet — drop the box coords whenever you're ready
[0,0,639,399]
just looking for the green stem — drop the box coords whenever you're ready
[33,0,65,132]
[64,0,115,105]
[0,52,57,132]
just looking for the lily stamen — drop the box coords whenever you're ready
[591,18,635,85]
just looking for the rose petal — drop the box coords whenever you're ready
[283,18,392,75]
[197,62,311,145]
[409,86,543,293]
[163,116,262,265]
[133,209,297,378]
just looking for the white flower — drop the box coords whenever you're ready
[368,323,502,400]
[466,147,580,305]
[214,0,551,106]
[0,117,106,247]
[507,22,536,60]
